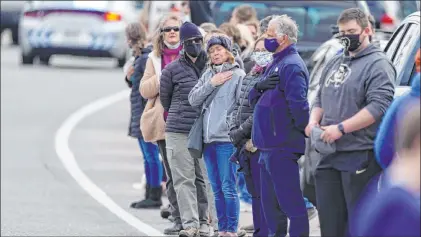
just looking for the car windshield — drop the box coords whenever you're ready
[213,1,356,43]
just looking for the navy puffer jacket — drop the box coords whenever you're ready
[160,52,207,134]
[128,46,152,138]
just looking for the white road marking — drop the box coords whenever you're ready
[54,89,164,236]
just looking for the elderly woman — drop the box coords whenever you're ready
[139,15,184,235]
[189,35,246,237]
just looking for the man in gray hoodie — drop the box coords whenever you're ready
[304,8,395,237]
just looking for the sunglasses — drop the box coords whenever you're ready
[161,26,180,33]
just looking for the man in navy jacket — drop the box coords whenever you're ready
[248,15,310,237]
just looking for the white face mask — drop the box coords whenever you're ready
[251,51,273,67]
[164,41,180,49]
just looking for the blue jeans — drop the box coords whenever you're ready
[204,142,240,233]
[137,138,163,188]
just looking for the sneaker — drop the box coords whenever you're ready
[199,224,210,237]
[307,207,318,220]
[164,223,183,235]
[179,227,199,237]
[239,201,252,213]
[241,224,254,233]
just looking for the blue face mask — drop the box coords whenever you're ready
[264,38,280,52]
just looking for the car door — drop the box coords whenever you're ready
[384,19,420,97]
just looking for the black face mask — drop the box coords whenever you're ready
[184,43,202,58]
[341,33,362,52]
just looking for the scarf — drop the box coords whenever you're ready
[162,45,183,70]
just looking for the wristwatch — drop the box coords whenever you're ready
[338,123,346,135]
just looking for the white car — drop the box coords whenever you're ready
[19,1,141,67]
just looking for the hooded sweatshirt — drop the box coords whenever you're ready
[313,44,396,152]
[188,62,246,143]
[375,73,420,169]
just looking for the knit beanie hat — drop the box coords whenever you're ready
[206,35,232,52]
[180,21,202,42]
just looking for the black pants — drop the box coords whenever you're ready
[314,151,382,237]
[157,139,181,223]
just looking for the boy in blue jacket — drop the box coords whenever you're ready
[351,100,420,237]
[248,15,310,237]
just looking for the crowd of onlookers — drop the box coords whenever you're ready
[123,3,420,237]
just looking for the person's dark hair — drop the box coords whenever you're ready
[337,8,369,29]
[219,22,242,45]
[396,101,421,152]
[233,4,257,24]
[259,15,275,35]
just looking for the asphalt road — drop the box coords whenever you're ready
[1,33,320,236]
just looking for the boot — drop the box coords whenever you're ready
[129,184,150,208]
[131,187,162,209]
[145,184,150,200]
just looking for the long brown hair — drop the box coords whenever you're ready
[152,14,182,57]
[125,22,147,56]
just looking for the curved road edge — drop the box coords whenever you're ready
[54,89,164,236]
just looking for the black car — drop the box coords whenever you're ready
[301,11,420,206]
[210,0,371,63]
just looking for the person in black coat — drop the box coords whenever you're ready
[188,0,214,26]
[124,23,164,209]
[159,21,211,236]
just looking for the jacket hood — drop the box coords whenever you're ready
[347,44,383,59]
[411,73,420,97]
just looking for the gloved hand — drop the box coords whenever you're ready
[254,74,279,92]
[229,127,248,148]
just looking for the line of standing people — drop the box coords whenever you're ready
[123,6,401,237]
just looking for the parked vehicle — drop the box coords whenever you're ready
[210,0,371,64]
[366,0,419,31]
[301,11,421,206]
[1,1,25,45]
[19,1,141,67]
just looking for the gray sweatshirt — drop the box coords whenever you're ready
[188,62,246,144]
[313,44,396,152]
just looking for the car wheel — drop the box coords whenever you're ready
[117,56,126,68]
[39,55,51,65]
[11,27,19,45]
[21,53,35,65]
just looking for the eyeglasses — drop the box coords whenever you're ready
[161,26,180,33]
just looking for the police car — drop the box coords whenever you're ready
[19,1,141,67]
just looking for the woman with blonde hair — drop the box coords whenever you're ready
[189,35,246,237]
[139,14,184,235]
[124,22,163,210]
